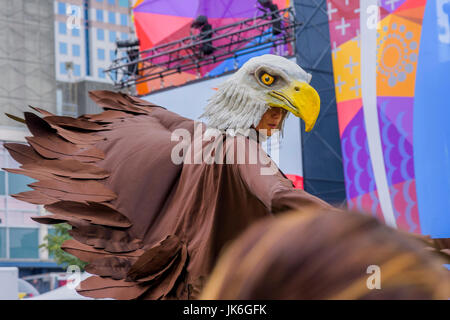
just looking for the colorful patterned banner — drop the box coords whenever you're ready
[132,0,292,95]
[327,0,429,233]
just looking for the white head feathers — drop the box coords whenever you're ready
[200,54,312,131]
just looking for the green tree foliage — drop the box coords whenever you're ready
[39,223,88,270]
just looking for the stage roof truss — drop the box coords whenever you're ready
[105,7,301,90]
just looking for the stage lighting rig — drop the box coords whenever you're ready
[105,7,301,90]
[257,0,282,35]
[191,15,215,56]
[114,39,140,77]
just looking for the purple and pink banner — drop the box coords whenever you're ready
[132,0,292,95]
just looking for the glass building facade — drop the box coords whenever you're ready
[54,0,134,82]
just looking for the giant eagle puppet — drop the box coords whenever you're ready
[3,55,346,299]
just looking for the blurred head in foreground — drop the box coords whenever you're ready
[200,208,449,299]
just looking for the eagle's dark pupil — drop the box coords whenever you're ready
[265,77,270,82]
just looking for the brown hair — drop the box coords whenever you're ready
[200,208,449,299]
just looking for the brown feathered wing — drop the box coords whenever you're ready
[3,90,196,299]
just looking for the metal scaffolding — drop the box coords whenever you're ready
[105,7,301,90]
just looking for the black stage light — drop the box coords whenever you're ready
[191,15,208,28]
[257,0,282,35]
[116,39,140,49]
[191,15,215,55]
[115,39,140,76]
[257,0,272,9]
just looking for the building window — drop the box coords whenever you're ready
[108,0,116,5]
[9,228,39,259]
[97,48,105,60]
[8,175,34,195]
[96,0,103,2]
[119,0,128,7]
[72,44,81,57]
[74,64,81,77]
[97,28,105,41]
[108,12,116,24]
[0,147,37,199]
[110,50,116,61]
[109,31,116,43]
[57,2,66,15]
[0,171,4,195]
[58,22,67,35]
[59,42,68,55]
[0,227,6,258]
[120,14,128,26]
[72,27,80,37]
[67,5,80,17]
[120,33,128,40]
[60,62,67,75]
[96,9,104,22]
[98,68,106,78]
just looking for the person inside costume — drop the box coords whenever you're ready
[201,207,450,300]
[3,54,336,299]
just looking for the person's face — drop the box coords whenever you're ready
[255,107,286,136]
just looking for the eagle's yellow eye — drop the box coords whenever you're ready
[260,73,275,86]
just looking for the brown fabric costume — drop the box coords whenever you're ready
[3,90,332,299]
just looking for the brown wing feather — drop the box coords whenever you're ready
[3,90,194,300]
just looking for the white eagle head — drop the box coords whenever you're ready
[200,54,320,133]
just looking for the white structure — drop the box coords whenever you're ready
[0,267,19,300]
[26,272,109,300]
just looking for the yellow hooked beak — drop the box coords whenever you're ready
[267,80,320,132]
